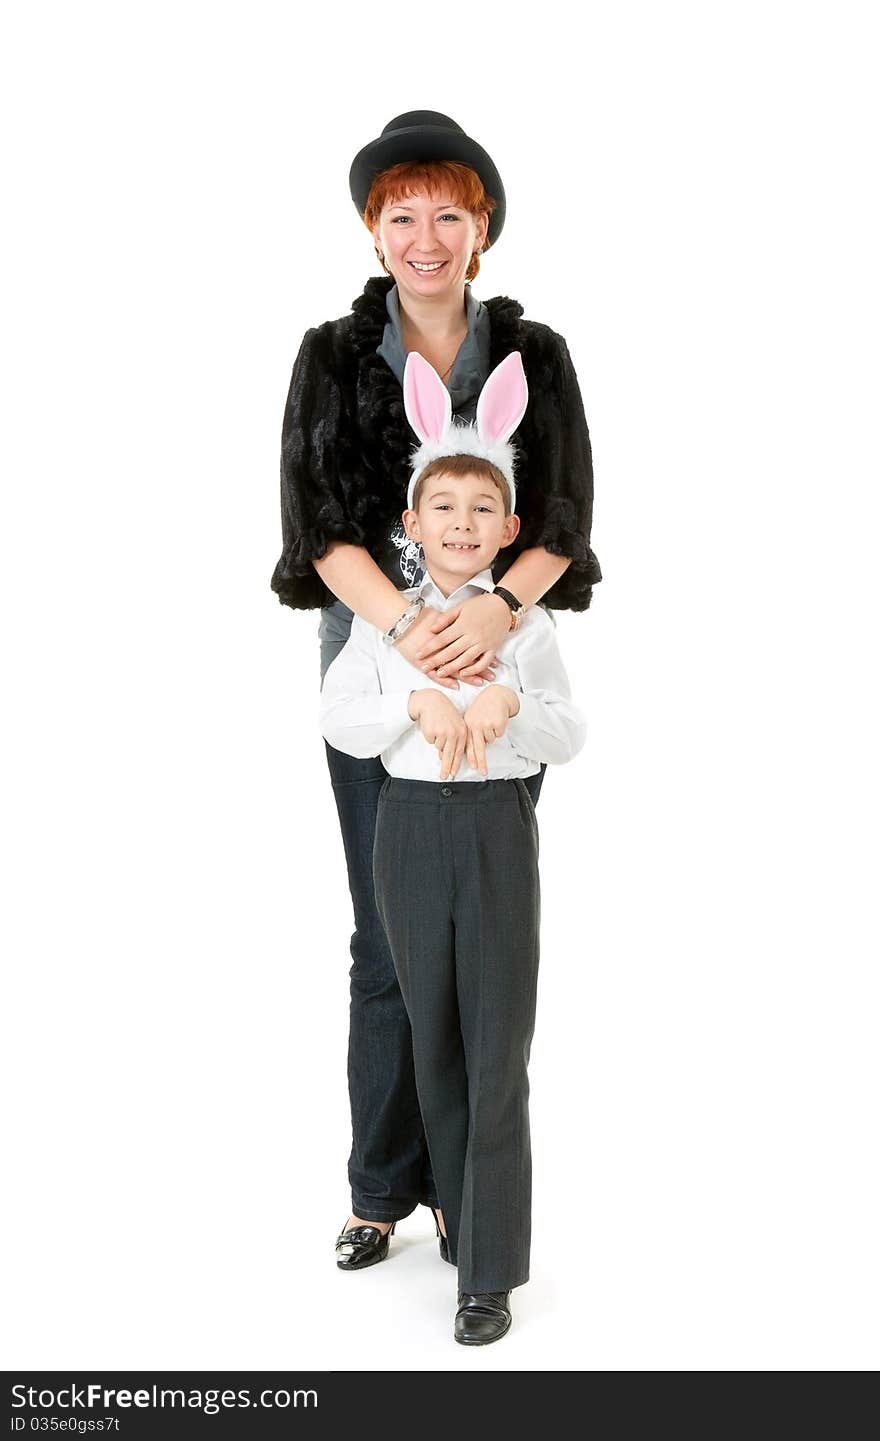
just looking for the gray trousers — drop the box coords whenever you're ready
[372,774,541,1293]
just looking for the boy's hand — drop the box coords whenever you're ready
[463,685,520,776]
[408,689,469,780]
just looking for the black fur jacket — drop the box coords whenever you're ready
[270,275,602,611]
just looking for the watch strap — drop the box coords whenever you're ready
[493,585,523,614]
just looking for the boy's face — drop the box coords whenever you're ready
[402,470,520,591]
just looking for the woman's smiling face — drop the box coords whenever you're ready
[373,190,488,300]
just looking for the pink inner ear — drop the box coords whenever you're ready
[477,352,528,444]
[403,352,450,443]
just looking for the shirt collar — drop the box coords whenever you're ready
[415,566,497,607]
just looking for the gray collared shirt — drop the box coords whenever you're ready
[376,281,491,423]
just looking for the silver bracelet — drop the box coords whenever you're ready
[383,596,425,646]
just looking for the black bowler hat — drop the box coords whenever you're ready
[349,110,506,247]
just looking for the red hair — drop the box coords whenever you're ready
[364,161,497,282]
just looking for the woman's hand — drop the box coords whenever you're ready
[408,690,469,780]
[410,592,513,686]
[394,607,463,690]
[462,684,520,776]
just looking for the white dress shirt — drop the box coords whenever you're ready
[319,568,587,782]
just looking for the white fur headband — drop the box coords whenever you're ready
[403,350,529,512]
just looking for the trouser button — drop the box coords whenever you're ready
[441,786,452,797]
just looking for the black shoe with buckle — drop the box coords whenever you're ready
[335,1219,396,1271]
[454,1291,512,1345]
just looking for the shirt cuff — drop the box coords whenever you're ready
[383,690,417,731]
[505,693,544,746]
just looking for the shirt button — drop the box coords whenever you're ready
[441,786,452,797]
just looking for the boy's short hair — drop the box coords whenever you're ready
[412,453,511,515]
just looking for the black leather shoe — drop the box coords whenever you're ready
[433,1209,452,1264]
[335,1219,396,1271]
[454,1291,512,1345]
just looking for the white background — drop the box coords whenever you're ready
[2,0,877,1372]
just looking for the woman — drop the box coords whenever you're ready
[270,111,601,1271]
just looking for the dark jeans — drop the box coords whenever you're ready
[373,776,541,1292]
[319,603,546,1220]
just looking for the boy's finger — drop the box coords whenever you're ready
[473,730,487,775]
[442,734,458,779]
[443,734,457,777]
[465,729,476,770]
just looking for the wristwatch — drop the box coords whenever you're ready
[492,585,526,632]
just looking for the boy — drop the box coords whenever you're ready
[319,352,587,1344]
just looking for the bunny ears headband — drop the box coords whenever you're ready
[403,350,529,512]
